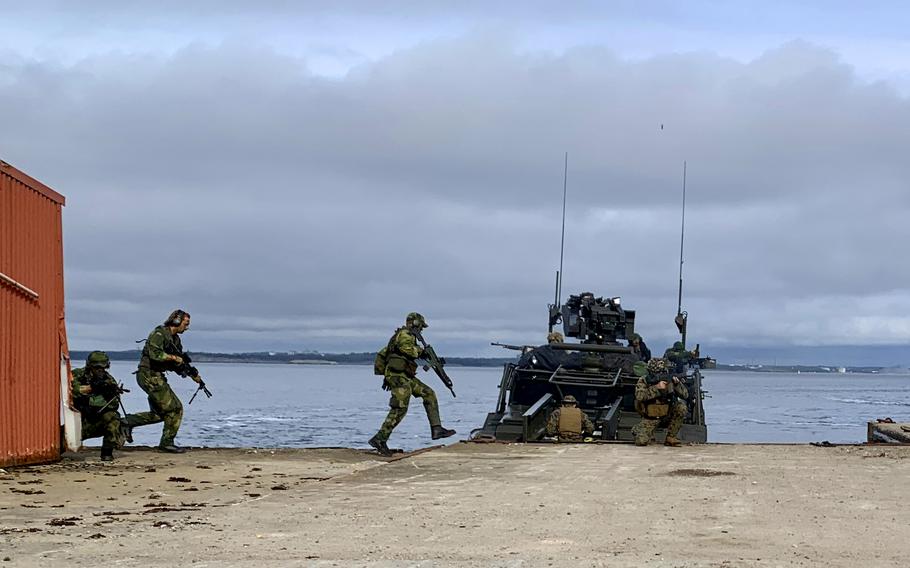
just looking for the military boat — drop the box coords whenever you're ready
[473,292,708,443]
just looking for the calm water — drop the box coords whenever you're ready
[105,362,910,451]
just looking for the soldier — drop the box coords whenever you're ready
[127,309,204,453]
[71,351,127,461]
[664,341,698,373]
[547,331,564,344]
[632,358,688,447]
[369,312,456,456]
[545,395,594,441]
[628,333,651,362]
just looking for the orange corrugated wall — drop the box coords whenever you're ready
[0,161,68,467]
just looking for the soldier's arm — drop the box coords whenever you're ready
[545,410,559,435]
[673,379,689,399]
[71,369,91,397]
[395,331,422,359]
[634,379,662,402]
[583,413,595,434]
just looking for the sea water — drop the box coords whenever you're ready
[105,362,910,451]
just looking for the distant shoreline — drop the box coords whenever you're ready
[68,350,908,374]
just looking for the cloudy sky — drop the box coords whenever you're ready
[2,1,909,361]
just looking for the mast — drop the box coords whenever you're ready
[676,160,688,347]
[558,151,568,303]
[549,152,569,332]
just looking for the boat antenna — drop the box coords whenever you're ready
[558,151,568,303]
[549,152,569,332]
[675,160,688,347]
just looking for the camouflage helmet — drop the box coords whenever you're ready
[406,312,428,328]
[86,351,110,369]
[629,333,641,343]
[672,341,684,351]
[547,331,564,344]
[562,394,577,405]
[647,358,668,374]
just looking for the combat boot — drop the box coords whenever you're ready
[431,425,456,440]
[368,435,393,457]
[158,444,186,454]
[100,445,114,462]
[664,436,682,447]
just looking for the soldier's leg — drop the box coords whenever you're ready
[132,370,166,428]
[122,410,163,429]
[150,384,184,448]
[633,417,659,446]
[138,369,184,447]
[665,400,689,439]
[408,377,441,427]
[375,379,412,443]
[80,417,103,442]
[99,411,123,459]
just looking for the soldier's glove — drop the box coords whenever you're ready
[382,378,391,391]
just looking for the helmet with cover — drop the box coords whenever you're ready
[86,351,111,369]
[647,357,668,374]
[406,312,428,329]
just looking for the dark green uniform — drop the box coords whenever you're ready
[664,341,696,373]
[71,366,124,458]
[128,325,187,448]
[374,326,442,442]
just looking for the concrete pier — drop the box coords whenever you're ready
[2,443,909,567]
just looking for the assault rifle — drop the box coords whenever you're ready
[491,342,535,354]
[414,331,456,398]
[644,373,680,402]
[87,372,130,414]
[165,346,213,404]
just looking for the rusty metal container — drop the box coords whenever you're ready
[0,159,68,467]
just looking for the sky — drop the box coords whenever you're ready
[2,1,909,362]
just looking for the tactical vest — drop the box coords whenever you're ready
[385,328,418,376]
[557,406,584,436]
[139,326,182,372]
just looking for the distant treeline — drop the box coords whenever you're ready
[69,351,903,373]
[69,350,517,368]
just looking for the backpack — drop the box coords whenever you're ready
[373,346,389,376]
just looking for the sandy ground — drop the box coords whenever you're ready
[2,442,910,567]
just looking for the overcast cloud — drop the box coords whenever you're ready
[1,2,909,360]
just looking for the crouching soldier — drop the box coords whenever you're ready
[71,351,127,461]
[545,394,594,441]
[632,357,688,447]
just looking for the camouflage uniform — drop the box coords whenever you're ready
[632,358,689,446]
[545,395,594,441]
[664,341,696,373]
[374,325,441,442]
[128,324,187,448]
[71,353,125,459]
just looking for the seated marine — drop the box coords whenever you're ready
[545,395,594,441]
[71,351,128,461]
[632,358,688,447]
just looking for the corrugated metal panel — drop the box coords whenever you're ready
[0,160,67,466]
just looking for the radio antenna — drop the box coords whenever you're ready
[558,151,568,303]
[675,160,688,346]
[549,152,569,332]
